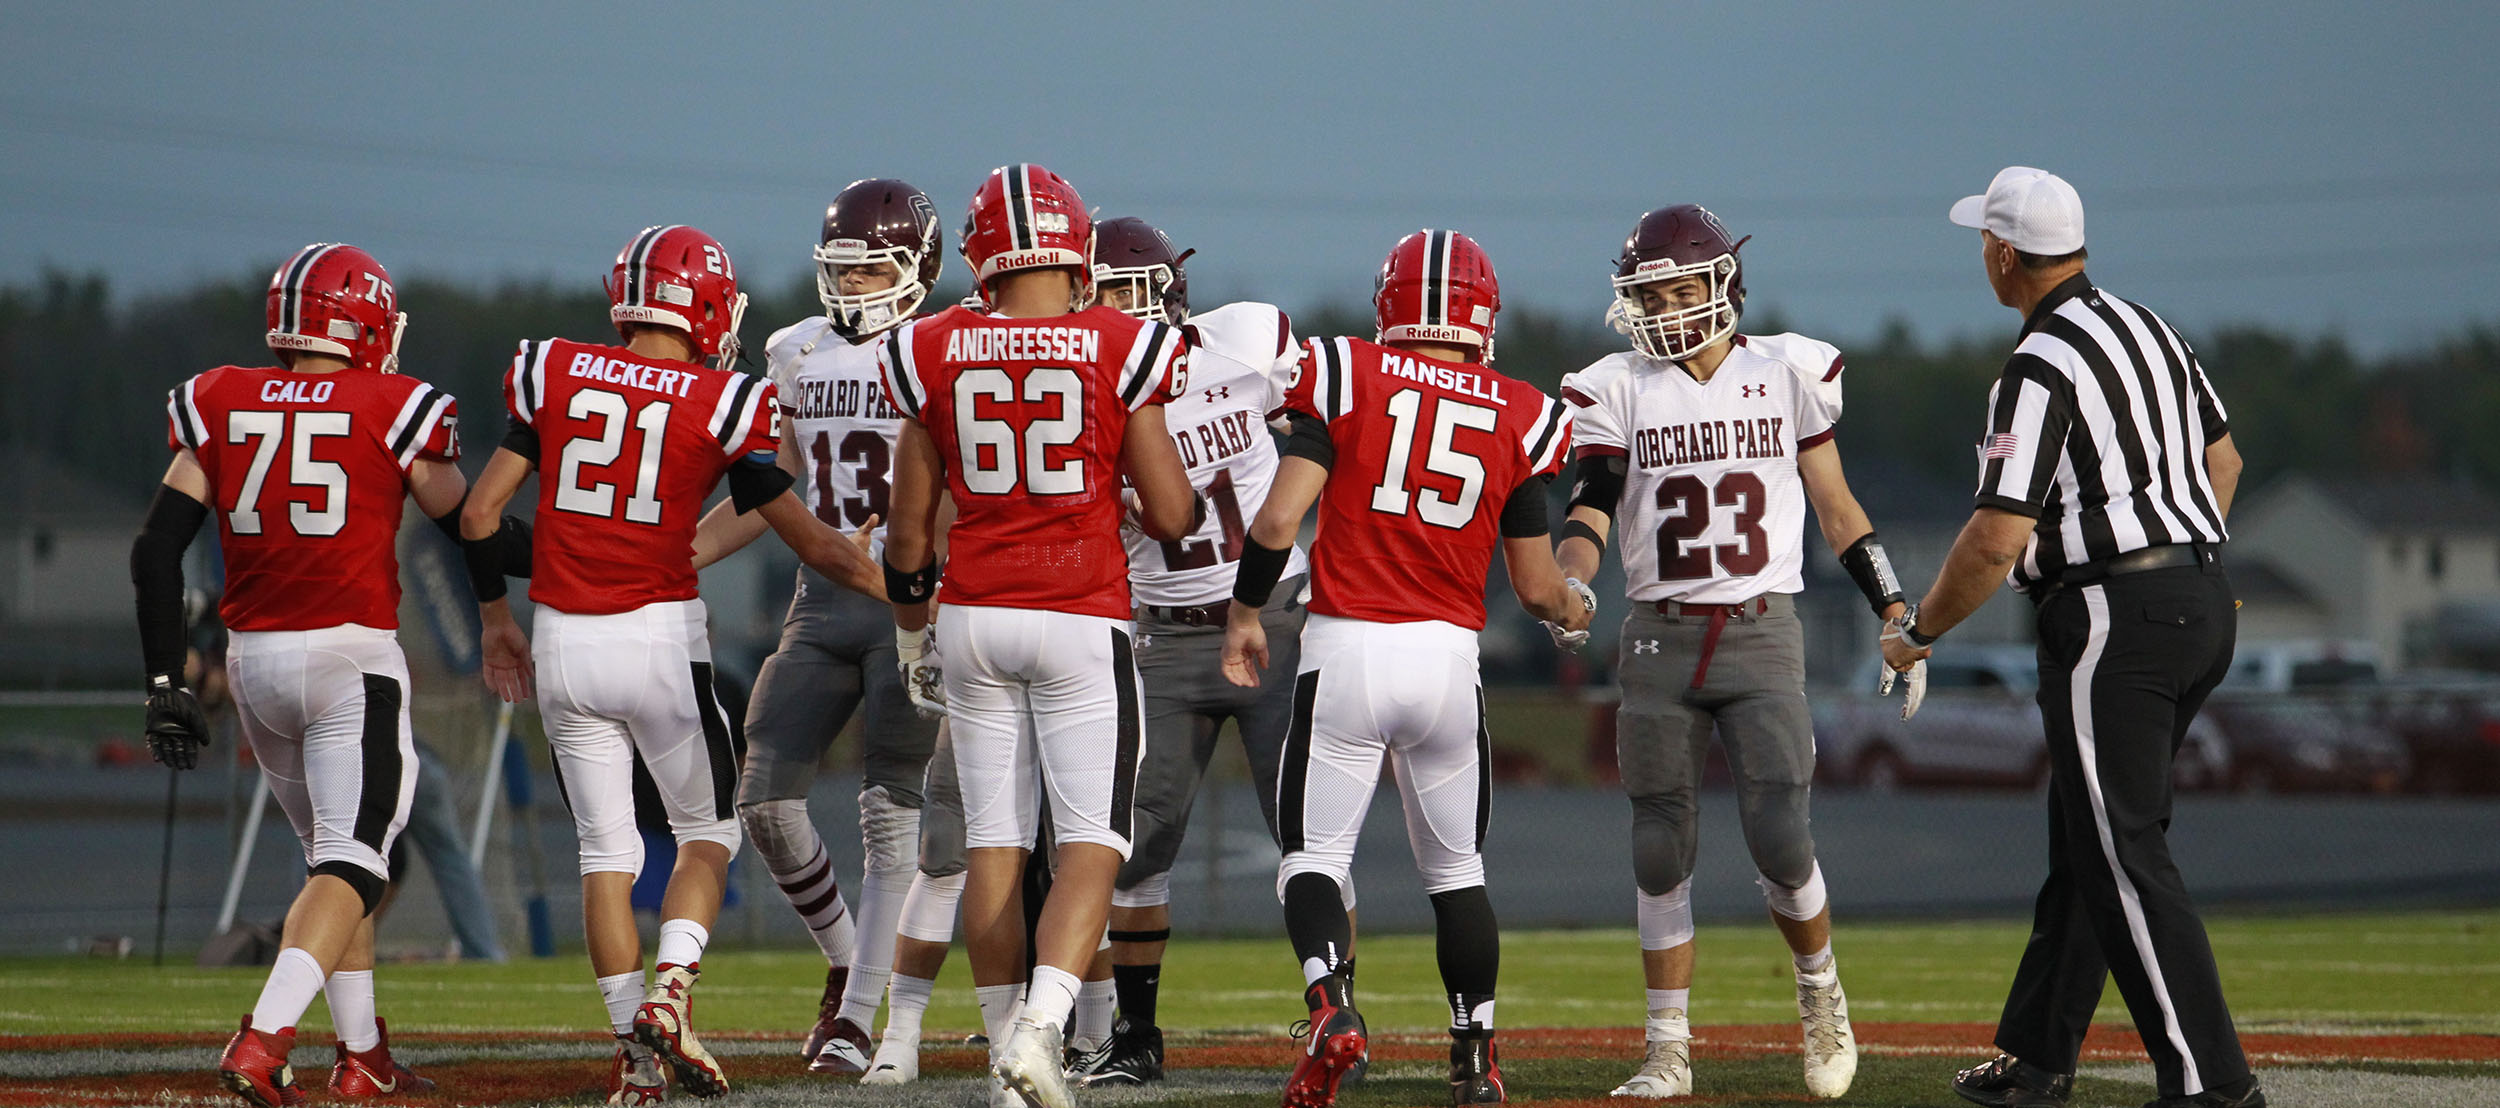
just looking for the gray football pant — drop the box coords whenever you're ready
[737,571,939,810]
[1615,595,1818,896]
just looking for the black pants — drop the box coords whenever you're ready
[1995,563,2249,1097]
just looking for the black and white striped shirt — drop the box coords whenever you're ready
[1973,274,2231,590]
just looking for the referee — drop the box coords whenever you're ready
[1880,168,2262,1108]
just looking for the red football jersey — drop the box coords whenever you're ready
[877,304,1184,620]
[507,338,779,615]
[166,365,459,632]
[1284,337,1571,629]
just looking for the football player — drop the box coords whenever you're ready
[460,225,883,1103]
[1223,229,1594,1108]
[137,244,484,1105]
[1556,205,1897,1100]
[685,178,946,1076]
[1063,216,1312,1087]
[876,164,1199,1108]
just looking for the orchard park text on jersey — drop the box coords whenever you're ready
[787,376,899,422]
[942,324,1103,366]
[1173,408,1264,469]
[1635,417,1788,469]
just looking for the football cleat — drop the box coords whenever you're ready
[1282,978,1367,1108]
[1063,1037,1112,1083]
[1610,1031,1693,1098]
[806,1019,871,1076]
[216,1016,299,1108]
[1797,965,1858,1098]
[608,1032,667,1106]
[1079,1019,1164,1087]
[992,1017,1074,1108]
[1449,1029,1507,1105]
[327,1017,436,1098]
[1952,1052,2074,1108]
[634,963,728,1098]
[801,965,850,1062]
[860,1033,920,1085]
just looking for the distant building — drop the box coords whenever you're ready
[0,451,148,687]
[2228,475,2500,672]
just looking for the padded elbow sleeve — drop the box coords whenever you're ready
[727,455,796,514]
[1569,453,1627,514]
[1497,475,1552,539]
[1280,412,1335,468]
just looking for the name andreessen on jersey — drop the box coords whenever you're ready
[567,350,699,397]
[942,323,1103,366]
[1635,416,1788,468]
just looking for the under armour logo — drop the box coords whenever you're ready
[1741,384,1767,398]
[1203,384,1231,401]
[1632,639,1660,654]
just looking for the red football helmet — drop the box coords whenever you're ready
[264,243,405,374]
[1091,216,1192,324]
[1375,229,1500,361]
[1610,204,1749,361]
[816,178,943,339]
[606,224,748,365]
[959,164,1094,299]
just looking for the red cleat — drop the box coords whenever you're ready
[217,1016,299,1108]
[329,1017,437,1098]
[1281,979,1367,1108]
[635,963,729,1098]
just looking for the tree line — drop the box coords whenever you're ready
[8,265,2496,504]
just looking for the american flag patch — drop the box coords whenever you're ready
[1982,432,2022,460]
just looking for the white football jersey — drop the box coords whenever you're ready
[1561,333,1845,605]
[1124,301,1310,607]
[766,315,903,559]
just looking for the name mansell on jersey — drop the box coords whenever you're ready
[768,316,901,558]
[1562,333,1845,605]
[1123,301,1309,608]
[167,365,458,632]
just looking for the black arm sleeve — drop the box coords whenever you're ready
[131,485,209,680]
[727,455,797,514]
[1232,537,1293,607]
[1498,475,1553,539]
[500,419,541,463]
[1568,453,1626,516]
[1280,411,1335,468]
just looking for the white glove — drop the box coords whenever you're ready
[1877,615,1929,721]
[896,625,946,720]
[1544,577,1598,651]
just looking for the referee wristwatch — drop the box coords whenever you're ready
[1898,603,1941,649]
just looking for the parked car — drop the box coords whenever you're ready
[2220,639,2381,692]
[1815,646,2228,791]
[2366,674,2500,795]
[2200,693,2409,793]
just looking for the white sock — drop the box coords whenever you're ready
[597,970,646,1034]
[1645,988,1691,1041]
[975,982,1025,1048]
[1072,977,1116,1051]
[1023,965,1081,1034]
[1794,941,1835,976]
[883,973,936,1043]
[250,947,327,1034]
[841,857,916,1028]
[656,918,710,970]
[323,969,380,1053]
[1300,956,1332,986]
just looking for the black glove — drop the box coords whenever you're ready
[143,674,213,770]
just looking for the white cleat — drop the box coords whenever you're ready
[1610,1032,1693,1097]
[993,1017,1074,1108]
[859,1033,919,1085]
[1797,966,1858,1098]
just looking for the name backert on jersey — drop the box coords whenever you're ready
[941,324,1103,366]
[259,379,335,404]
[1634,417,1788,468]
[788,376,899,421]
[568,352,697,398]
[1380,354,1505,405]
[1172,408,1262,468]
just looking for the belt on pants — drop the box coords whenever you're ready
[2041,542,2222,599]
[1138,599,1231,627]
[1652,596,1770,690]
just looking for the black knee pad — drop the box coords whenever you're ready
[311,860,387,917]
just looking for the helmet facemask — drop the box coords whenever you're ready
[1611,253,1740,362]
[815,241,929,339]
[1091,262,1179,324]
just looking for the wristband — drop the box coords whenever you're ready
[1232,537,1292,607]
[462,520,509,603]
[1839,531,1906,617]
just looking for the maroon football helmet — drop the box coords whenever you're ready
[1375,229,1500,362]
[1611,204,1750,360]
[1091,216,1192,324]
[816,178,943,339]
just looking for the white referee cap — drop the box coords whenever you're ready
[1951,166,2085,255]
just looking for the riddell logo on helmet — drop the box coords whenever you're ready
[1633,259,1679,276]
[990,252,1062,273]
[1401,324,1471,342]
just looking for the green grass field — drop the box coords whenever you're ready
[5,910,2496,1106]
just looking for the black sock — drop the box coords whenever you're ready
[1283,873,1354,987]
[1430,885,1500,1031]
[1111,962,1160,1031]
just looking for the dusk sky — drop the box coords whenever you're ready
[7,2,2495,355]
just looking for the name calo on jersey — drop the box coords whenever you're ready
[166,365,458,632]
[1124,301,1310,607]
[1287,336,1571,630]
[1561,332,1845,605]
[877,303,1183,620]
[507,337,779,615]
[767,316,902,558]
